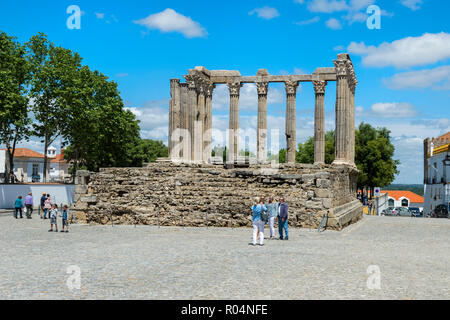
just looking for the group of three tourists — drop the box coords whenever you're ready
[251,196,289,246]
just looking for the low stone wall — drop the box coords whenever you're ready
[72,163,363,230]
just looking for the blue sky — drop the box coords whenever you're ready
[1,0,449,184]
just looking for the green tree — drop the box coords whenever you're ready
[293,125,399,197]
[27,33,82,182]
[296,137,314,164]
[296,130,335,164]
[62,66,142,172]
[0,32,32,183]
[355,123,400,198]
[130,139,168,165]
[278,149,286,164]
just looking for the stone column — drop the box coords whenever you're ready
[313,80,327,165]
[169,79,181,160]
[227,81,242,163]
[179,83,189,162]
[284,80,299,164]
[348,70,357,166]
[256,82,268,163]
[195,79,205,163]
[184,75,198,162]
[204,82,215,163]
[332,59,349,165]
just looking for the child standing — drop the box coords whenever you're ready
[61,205,69,233]
[48,204,58,232]
[43,194,52,219]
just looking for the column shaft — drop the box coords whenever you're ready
[333,59,349,165]
[185,75,198,162]
[285,81,298,164]
[313,80,327,164]
[180,83,189,162]
[169,79,181,160]
[195,82,205,163]
[227,82,242,163]
[256,82,268,163]
[204,83,215,163]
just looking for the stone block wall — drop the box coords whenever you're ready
[72,163,363,230]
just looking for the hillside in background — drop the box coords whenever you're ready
[383,184,424,196]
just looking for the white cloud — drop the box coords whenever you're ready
[305,0,349,13]
[134,8,207,38]
[356,102,419,118]
[348,32,450,68]
[249,7,280,20]
[384,65,450,90]
[400,0,423,10]
[125,99,170,143]
[95,12,104,19]
[326,18,343,30]
[294,16,320,26]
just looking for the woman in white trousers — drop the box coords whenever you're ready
[251,197,267,246]
[267,197,279,239]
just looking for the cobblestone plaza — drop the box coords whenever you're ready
[0,211,449,300]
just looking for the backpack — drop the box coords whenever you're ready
[260,207,269,223]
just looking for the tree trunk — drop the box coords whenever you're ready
[5,131,18,184]
[43,133,49,183]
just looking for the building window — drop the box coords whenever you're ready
[388,199,395,207]
[401,199,409,207]
[32,164,39,176]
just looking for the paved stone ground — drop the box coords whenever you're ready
[0,209,449,300]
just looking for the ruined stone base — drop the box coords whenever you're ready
[72,162,362,231]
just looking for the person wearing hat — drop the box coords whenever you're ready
[24,192,33,219]
[40,192,47,219]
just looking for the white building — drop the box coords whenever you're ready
[0,146,71,183]
[423,133,450,215]
[381,190,424,211]
[0,150,11,183]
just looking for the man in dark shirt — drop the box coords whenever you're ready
[40,193,47,219]
[278,197,289,240]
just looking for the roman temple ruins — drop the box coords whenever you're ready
[168,53,358,166]
[72,54,363,230]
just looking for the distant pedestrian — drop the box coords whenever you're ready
[48,204,58,232]
[278,197,289,240]
[61,205,69,233]
[267,197,279,240]
[40,192,47,219]
[368,202,373,215]
[43,194,52,219]
[251,197,267,246]
[25,192,33,219]
[14,196,24,219]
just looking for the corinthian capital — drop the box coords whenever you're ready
[205,82,216,97]
[227,81,242,96]
[333,59,348,77]
[284,80,299,96]
[312,80,327,94]
[256,82,269,96]
[184,74,198,91]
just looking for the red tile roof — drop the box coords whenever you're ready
[1,148,45,158]
[51,152,67,163]
[381,190,424,203]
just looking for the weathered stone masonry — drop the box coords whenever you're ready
[73,163,362,231]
